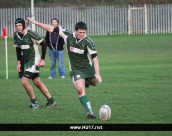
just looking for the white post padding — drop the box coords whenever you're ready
[5,36,8,79]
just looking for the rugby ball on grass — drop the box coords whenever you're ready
[99,104,111,121]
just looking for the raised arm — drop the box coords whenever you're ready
[27,17,54,33]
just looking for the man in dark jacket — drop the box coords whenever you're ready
[45,18,66,79]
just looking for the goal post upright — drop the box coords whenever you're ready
[128,4,147,34]
[144,4,148,34]
[128,5,131,35]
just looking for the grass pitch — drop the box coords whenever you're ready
[0,34,171,136]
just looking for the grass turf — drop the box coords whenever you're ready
[0,34,171,135]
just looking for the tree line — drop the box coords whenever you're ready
[0,0,172,8]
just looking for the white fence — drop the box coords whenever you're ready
[0,4,172,38]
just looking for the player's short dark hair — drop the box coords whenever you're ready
[51,18,59,24]
[75,22,87,31]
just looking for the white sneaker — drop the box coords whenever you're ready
[61,76,65,78]
[48,76,53,79]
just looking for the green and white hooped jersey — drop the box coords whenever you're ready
[59,29,97,70]
[13,29,43,73]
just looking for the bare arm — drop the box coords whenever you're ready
[93,56,102,83]
[17,60,21,72]
[27,17,54,32]
[27,17,67,40]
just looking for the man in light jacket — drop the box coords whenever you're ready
[45,18,66,79]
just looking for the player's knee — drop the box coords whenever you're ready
[33,80,41,87]
[91,82,97,86]
[77,87,84,96]
[89,80,98,86]
[21,80,25,86]
[21,80,28,87]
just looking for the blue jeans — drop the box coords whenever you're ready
[49,49,66,78]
